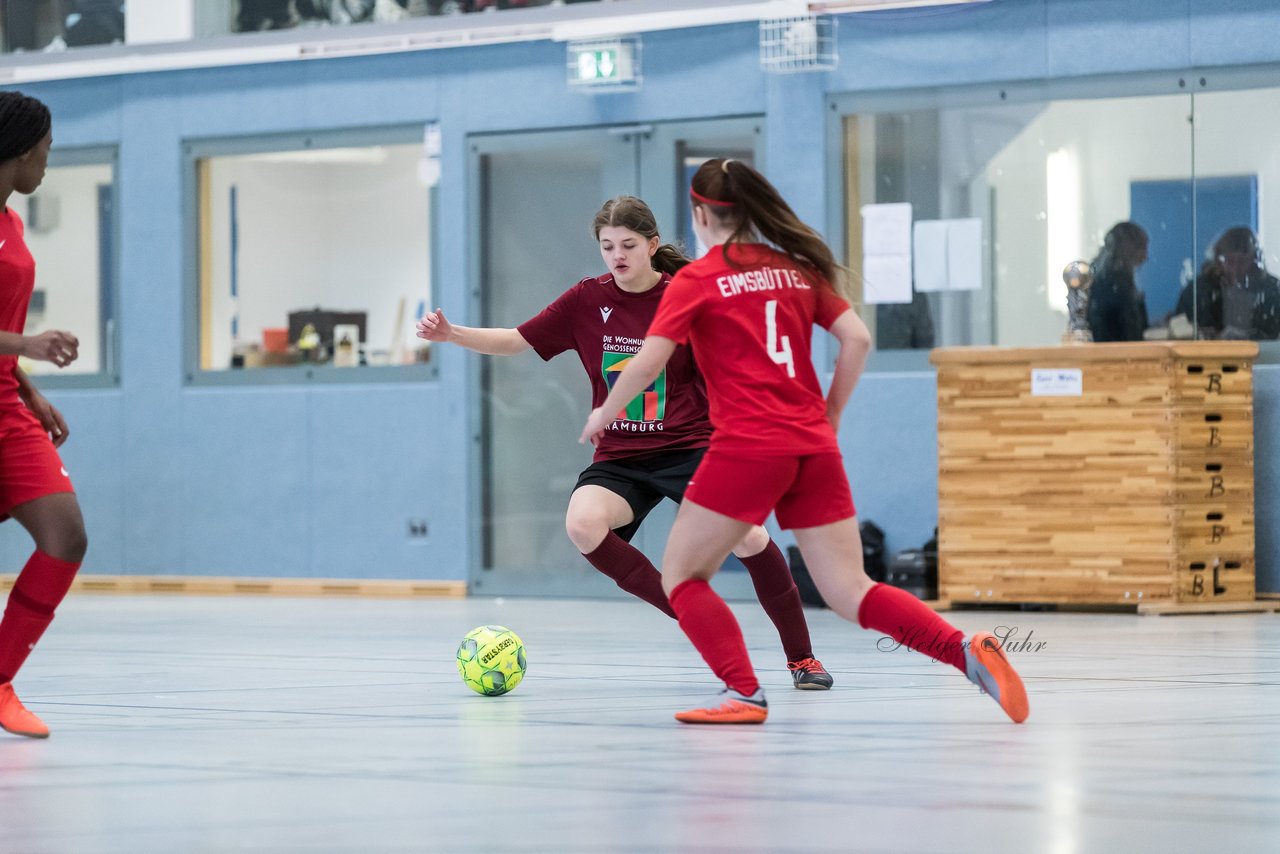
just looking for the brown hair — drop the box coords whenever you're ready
[592,196,690,276]
[1091,221,1148,274]
[1213,226,1264,269]
[689,159,849,299]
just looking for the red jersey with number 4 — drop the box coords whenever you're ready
[517,273,712,462]
[647,243,850,456]
[0,208,35,403]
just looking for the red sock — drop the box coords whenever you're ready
[668,579,759,696]
[583,532,676,618]
[739,540,813,662]
[857,582,966,672]
[0,551,81,683]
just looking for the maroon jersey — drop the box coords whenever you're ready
[517,272,712,461]
[648,244,851,456]
[0,209,35,403]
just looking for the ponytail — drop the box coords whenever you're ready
[651,242,690,275]
[689,159,850,301]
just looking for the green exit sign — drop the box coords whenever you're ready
[578,48,619,80]
[567,38,640,90]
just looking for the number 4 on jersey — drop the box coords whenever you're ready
[765,300,795,378]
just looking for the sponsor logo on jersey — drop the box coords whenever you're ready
[602,352,666,423]
[600,306,613,323]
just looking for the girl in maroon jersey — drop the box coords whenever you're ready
[581,161,1028,724]
[0,91,89,739]
[418,196,833,688]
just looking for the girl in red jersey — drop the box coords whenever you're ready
[0,91,89,739]
[418,196,834,688]
[581,161,1028,725]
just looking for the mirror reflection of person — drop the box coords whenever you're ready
[236,0,294,31]
[1175,227,1280,340]
[875,290,934,350]
[1086,222,1149,342]
[62,1,125,47]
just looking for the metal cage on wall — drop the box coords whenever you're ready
[759,14,837,74]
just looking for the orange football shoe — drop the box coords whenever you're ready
[674,688,768,724]
[0,681,49,739]
[964,632,1029,723]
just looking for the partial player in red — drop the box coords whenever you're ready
[418,196,833,689]
[581,161,1028,725]
[0,91,89,739]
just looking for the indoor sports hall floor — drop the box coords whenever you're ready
[1,594,1277,853]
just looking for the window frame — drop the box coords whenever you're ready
[182,124,440,387]
[825,67,1280,371]
[28,145,121,390]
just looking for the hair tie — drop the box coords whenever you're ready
[720,159,734,174]
[690,189,734,208]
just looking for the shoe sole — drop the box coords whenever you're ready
[674,704,768,724]
[1,723,49,739]
[674,712,767,724]
[971,632,1029,724]
[792,681,832,691]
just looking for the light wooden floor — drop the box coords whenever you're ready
[1,595,1278,853]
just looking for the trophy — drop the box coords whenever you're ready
[1062,260,1093,344]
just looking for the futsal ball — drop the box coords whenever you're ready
[456,625,527,696]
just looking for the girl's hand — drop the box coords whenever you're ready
[20,388,70,447]
[579,407,612,446]
[23,330,79,367]
[415,308,453,342]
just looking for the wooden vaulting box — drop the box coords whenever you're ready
[930,342,1258,610]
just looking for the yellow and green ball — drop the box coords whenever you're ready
[456,625,527,696]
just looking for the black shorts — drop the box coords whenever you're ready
[574,447,707,542]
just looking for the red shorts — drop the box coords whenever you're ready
[0,405,75,519]
[683,448,856,530]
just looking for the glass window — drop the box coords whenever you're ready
[217,0,606,35]
[1187,84,1280,343]
[192,132,435,380]
[2,1,124,52]
[12,150,116,383]
[841,85,1197,351]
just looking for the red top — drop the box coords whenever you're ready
[0,209,34,404]
[647,244,851,456]
[517,272,712,461]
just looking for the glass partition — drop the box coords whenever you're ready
[2,1,124,52]
[191,130,435,380]
[469,117,764,597]
[841,85,1197,351]
[1187,84,1280,342]
[14,149,116,383]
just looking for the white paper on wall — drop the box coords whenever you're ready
[947,218,983,292]
[861,203,913,304]
[912,220,949,293]
[862,255,913,306]
[862,202,913,257]
[911,217,984,293]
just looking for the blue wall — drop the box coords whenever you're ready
[3,0,1277,591]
